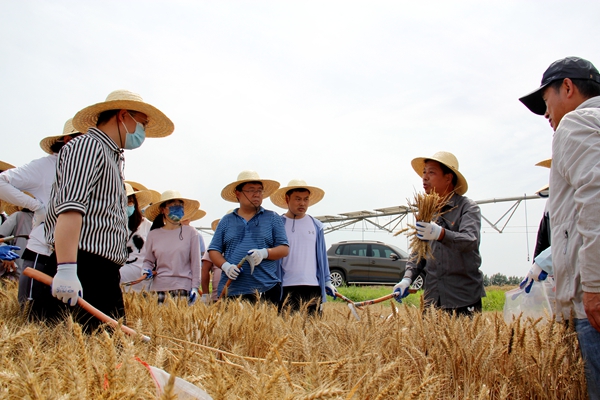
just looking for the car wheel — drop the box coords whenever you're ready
[410,274,424,290]
[330,269,345,287]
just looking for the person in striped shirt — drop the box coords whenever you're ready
[34,90,174,331]
[208,170,289,305]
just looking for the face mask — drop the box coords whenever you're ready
[126,205,135,217]
[121,113,146,150]
[167,205,185,222]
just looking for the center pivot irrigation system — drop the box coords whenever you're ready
[197,194,542,237]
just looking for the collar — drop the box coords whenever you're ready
[88,127,123,155]
[576,95,600,110]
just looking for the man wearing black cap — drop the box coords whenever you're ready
[520,56,600,399]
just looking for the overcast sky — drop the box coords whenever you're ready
[2,1,599,278]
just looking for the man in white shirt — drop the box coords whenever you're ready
[0,119,81,304]
[270,179,336,315]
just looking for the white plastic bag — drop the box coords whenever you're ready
[135,357,212,400]
[503,278,555,324]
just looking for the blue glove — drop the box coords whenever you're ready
[325,281,338,298]
[189,288,199,306]
[52,263,82,306]
[0,245,20,261]
[142,268,154,280]
[393,278,412,303]
[519,263,548,294]
[415,221,443,241]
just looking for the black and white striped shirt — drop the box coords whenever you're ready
[45,128,128,264]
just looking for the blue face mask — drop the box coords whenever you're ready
[126,205,135,217]
[122,113,146,150]
[167,205,185,222]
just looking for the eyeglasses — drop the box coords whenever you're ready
[129,112,149,128]
[242,189,264,195]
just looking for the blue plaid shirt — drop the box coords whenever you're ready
[208,207,288,296]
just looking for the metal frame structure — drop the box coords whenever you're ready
[196,194,542,236]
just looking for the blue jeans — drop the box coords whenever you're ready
[575,318,600,400]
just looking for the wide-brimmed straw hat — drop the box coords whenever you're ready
[39,118,82,155]
[0,160,15,172]
[125,183,154,210]
[221,170,280,203]
[184,209,207,222]
[211,209,234,231]
[144,190,200,222]
[270,179,325,209]
[125,180,161,205]
[72,90,174,138]
[411,151,468,195]
[535,158,552,169]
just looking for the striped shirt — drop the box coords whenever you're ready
[45,128,128,265]
[208,207,288,296]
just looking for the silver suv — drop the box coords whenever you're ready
[327,240,424,288]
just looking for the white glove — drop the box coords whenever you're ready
[51,263,82,306]
[325,281,338,298]
[189,288,199,305]
[393,277,412,303]
[415,221,443,241]
[247,248,269,269]
[519,263,548,294]
[32,202,47,228]
[201,294,209,304]
[221,261,241,280]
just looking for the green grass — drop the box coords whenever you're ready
[333,285,514,312]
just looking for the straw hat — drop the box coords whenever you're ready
[221,170,280,203]
[211,209,234,231]
[270,179,325,209]
[411,151,468,195]
[143,190,200,222]
[125,180,161,204]
[39,118,82,155]
[184,209,207,222]
[535,158,552,169]
[72,90,174,138]
[0,160,15,172]
[125,183,154,210]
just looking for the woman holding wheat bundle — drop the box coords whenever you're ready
[393,151,485,316]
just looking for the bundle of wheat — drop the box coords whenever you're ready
[395,191,452,262]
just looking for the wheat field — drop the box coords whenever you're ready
[0,281,587,399]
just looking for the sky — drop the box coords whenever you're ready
[1,1,599,279]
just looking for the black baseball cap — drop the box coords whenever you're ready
[519,57,600,115]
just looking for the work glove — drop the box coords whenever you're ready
[221,261,241,280]
[393,278,412,303]
[51,263,82,306]
[416,221,443,241]
[32,202,46,228]
[0,245,21,261]
[142,268,154,280]
[201,294,209,304]
[247,248,269,269]
[519,263,548,294]
[325,282,338,298]
[188,288,199,306]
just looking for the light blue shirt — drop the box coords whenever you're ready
[209,207,288,296]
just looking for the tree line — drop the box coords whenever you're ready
[483,273,523,287]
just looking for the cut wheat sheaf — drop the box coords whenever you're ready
[0,279,587,399]
[394,190,453,262]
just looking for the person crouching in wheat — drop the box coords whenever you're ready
[393,151,486,317]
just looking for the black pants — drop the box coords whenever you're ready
[234,283,282,307]
[432,298,482,317]
[280,285,322,315]
[28,250,125,333]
